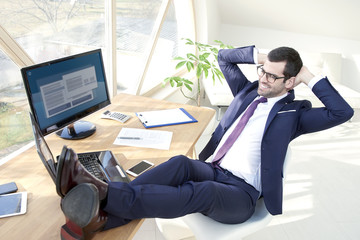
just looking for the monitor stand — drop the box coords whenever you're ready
[56,121,96,140]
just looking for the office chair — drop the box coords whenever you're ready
[155,147,291,240]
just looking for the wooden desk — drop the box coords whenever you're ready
[0,93,215,240]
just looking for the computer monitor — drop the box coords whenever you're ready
[29,111,57,183]
[21,49,111,140]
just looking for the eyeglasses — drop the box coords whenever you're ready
[257,65,287,83]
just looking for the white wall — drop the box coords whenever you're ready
[217,25,360,92]
[193,0,220,44]
[195,1,360,93]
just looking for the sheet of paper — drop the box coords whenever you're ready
[113,128,173,150]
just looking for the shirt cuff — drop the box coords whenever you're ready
[253,47,259,65]
[308,75,324,89]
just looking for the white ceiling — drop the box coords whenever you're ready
[217,0,360,42]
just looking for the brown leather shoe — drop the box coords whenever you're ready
[60,183,107,240]
[56,146,108,200]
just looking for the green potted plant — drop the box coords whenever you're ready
[163,39,233,106]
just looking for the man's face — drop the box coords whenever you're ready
[257,60,291,98]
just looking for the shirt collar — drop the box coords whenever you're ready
[257,92,288,106]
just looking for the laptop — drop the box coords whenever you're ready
[29,112,130,184]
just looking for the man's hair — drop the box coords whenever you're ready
[268,47,303,80]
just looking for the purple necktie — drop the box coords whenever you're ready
[211,97,267,168]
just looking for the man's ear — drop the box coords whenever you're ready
[285,76,296,90]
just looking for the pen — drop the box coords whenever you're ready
[118,137,142,140]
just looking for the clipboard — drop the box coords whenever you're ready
[135,108,197,128]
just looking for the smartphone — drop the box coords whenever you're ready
[0,192,27,218]
[126,160,154,177]
[0,182,18,195]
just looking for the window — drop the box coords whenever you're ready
[1,0,106,61]
[115,0,163,94]
[0,50,32,159]
[138,0,179,95]
[0,0,195,160]
[115,0,195,95]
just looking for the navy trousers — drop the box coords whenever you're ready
[103,155,260,230]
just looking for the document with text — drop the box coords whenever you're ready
[113,128,173,150]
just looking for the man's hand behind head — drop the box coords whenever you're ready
[294,66,315,87]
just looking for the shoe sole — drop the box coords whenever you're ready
[61,183,99,228]
[55,146,68,197]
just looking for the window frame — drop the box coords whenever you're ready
[0,25,34,68]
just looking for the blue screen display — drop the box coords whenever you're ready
[22,49,110,135]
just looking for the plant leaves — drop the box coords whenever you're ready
[164,39,233,97]
[175,61,186,69]
[182,79,194,85]
[203,59,211,66]
[210,47,219,54]
[212,71,216,85]
[184,38,194,45]
[184,83,193,91]
[203,67,209,78]
[187,53,198,61]
[214,68,224,77]
[201,52,210,59]
[186,61,194,71]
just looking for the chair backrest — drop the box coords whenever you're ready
[283,146,291,179]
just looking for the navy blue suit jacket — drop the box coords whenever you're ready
[199,46,354,215]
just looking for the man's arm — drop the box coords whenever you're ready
[217,46,256,96]
[294,66,315,87]
[294,67,354,135]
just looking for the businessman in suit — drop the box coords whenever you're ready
[57,45,354,240]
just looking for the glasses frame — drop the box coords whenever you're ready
[257,65,288,83]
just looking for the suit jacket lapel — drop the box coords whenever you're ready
[264,90,295,132]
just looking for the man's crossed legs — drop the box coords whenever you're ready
[58,150,259,239]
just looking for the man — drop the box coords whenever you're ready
[57,45,354,240]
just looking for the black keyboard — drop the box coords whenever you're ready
[78,153,107,182]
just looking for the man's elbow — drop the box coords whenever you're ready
[336,106,354,123]
[344,107,355,121]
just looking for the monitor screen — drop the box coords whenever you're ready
[21,49,110,139]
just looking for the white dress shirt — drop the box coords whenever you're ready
[212,94,287,193]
